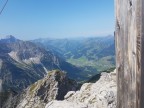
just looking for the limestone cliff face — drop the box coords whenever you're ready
[3,70,77,108]
[45,70,117,108]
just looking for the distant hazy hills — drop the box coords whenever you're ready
[0,36,84,93]
[32,36,115,77]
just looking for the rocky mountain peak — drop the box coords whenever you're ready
[46,70,117,108]
[3,70,77,108]
[0,35,18,43]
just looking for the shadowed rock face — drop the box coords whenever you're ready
[45,70,117,108]
[2,70,77,108]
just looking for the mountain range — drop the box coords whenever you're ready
[0,35,116,108]
[0,35,84,93]
[32,35,115,78]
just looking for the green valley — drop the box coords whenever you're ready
[32,35,115,78]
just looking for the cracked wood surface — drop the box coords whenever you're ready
[115,0,144,108]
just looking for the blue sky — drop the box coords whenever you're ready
[0,0,114,40]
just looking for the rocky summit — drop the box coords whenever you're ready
[45,70,117,108]
[3,70,77,108]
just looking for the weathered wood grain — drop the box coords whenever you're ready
[115,0,143,108]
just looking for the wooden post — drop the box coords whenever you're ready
[115,0,144,108]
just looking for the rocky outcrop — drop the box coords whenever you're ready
[3,70,77,108]
[45,70,117,108]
